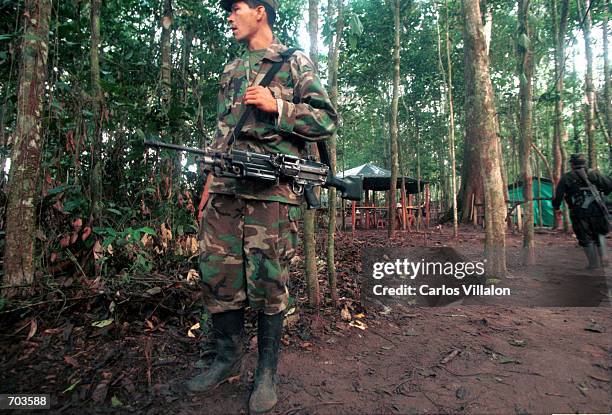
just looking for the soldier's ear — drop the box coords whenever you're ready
[255,5,267,22]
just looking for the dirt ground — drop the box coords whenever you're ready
[1,225,611,414]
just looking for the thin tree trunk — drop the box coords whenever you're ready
[160,0,174,199]
[581,0,597,169]
[161,0,173,112]
[90,0,103,221]
[3,0,51,298]
[304,0,321,308]
[326,0,342,305]
[439,0,459,236]
[604,0,611,169]
[551,0,569,229]
[462,0,506,276]
[388,0,400,237]
[517,0,535,264]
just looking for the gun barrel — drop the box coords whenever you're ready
[144,140,209,156]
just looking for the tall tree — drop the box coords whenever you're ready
[437,0,458,236]
[604,0,611,169]
[326,0,344,304]
[581,0,597,168]
[90,0,104,221]
[160,0,175,200]
[462,0,506,276]
[304,0,321,308]
[517,0,534,264]
[3,0,52,297]
[388,0,400,237]
[550,0,569,229]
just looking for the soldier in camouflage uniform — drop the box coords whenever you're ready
[553,154,612,269]
[184,0,336,412]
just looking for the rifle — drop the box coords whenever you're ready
[144,140,363,209]
[575,168,610,218]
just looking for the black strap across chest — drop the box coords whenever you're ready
[227,47,298,148]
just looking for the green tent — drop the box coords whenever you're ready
[508,177,554,227]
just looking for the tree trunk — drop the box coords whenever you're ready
[3,0,51,298]
[325,0,343,305]
[604,0,612,169]
[161,0,173,112]
[181,23,193,105]
[388,0,400,237]
[304,0,321,309]
[517,0,535,264]
[441,0,458,236]
[581,0,597,169]
[90,0,104,221]
[551,0,569,229]
[160,0,175,200]
[462,0,506,276]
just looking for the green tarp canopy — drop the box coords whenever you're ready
[508,177,554,227]
[337,163,427,193]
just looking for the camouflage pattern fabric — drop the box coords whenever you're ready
[209,38,337,205]
[198,194,300,314]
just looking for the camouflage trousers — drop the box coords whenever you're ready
[198,193,300,315]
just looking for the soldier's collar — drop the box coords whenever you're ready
[260,38,287,63]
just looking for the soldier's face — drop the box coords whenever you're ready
[228,2,262,42]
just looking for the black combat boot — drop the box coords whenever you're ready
[249,311,283,414]
[583,243,600,269]
[185,308,244,393]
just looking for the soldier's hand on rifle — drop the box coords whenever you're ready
[244,86,278,113]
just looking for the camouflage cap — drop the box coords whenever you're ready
[570,153,587,166]
[220,0,279,12]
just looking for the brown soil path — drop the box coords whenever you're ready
[1,226,610,414]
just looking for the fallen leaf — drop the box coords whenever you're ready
[499,357,521,364]
[146,287,161,296]
[93,240,104,260]
[186,269,199,284]
[349,320,367,330]
[111,396,123,407]
[508,339,526,347]
[441,349,461,364]
[354,313,366,319]
[62,379,81,394]
[92,378,110,403]
[26,319,37,340]
[341,306,352,321]
[187,322,200,338]
[91,319,114,328]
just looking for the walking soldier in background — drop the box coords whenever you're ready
[184,0,337,412]
[553,154,612,269]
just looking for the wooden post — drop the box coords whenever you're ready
[425,183,430,228]
[516,204,523,231]
[471,193,477,228]
[342,199,346,230]
[352,201,356,237]
[401,179,407,230]
[365,190,370,229]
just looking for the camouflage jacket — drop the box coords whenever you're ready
[209,38,338,205]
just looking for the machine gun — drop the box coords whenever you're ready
[144,140,363,209]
